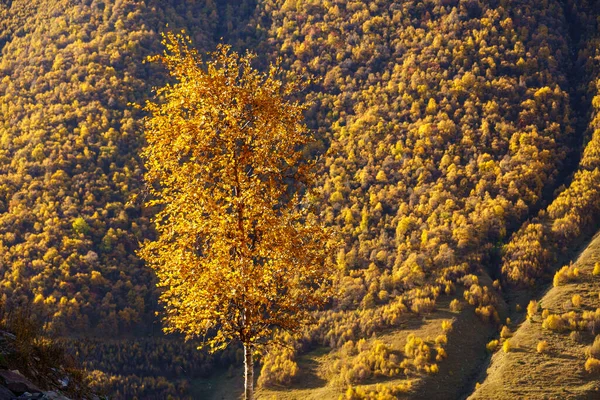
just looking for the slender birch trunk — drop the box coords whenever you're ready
[244,342,254,400]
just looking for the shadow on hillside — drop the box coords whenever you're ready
[290,347,328,389]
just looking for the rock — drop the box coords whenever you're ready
[57,377,68,389]
[42,392,71,400]
[0,385,14,400]
[0,371,41,395]
[15,393,44,399]
[0,332,16,341]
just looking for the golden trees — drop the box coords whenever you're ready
[138,33,334,399]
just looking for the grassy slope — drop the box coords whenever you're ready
[469,232,600,400]
[198,289,503,400]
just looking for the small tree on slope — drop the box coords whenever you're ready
[138,32,335,400]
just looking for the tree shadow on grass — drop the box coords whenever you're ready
[289,348,328,390]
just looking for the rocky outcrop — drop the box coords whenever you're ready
[0,330,96,400]
[0,369,73,400]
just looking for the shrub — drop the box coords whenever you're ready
[410,297,435,314]
[435,347,447,361]
[536,340,548,353]
[527,300,538,320]
[572,294,582,308]
[258,346,299,387]
[331,340,401,386]
[585,336,600,359]
[476,305,500,323]
[594,262,600,276]
[585,358,600,374]
[503,339,512,353]
[500,326,512,339]
[402,334,433,373]
[441,320,453,333]
[449,299,462,312]
[426,363,439,374]
[435,334,448,346]
[553,264,580,287]
[542,314,566,332]
[486,340,499,352]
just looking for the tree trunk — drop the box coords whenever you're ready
[244,342,254,400]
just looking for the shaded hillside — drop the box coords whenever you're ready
[468,2,600,397]
[0,304,94,399]
[501,0,600,288]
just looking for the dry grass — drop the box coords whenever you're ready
[196,293,500,399]
[469,231,600,399]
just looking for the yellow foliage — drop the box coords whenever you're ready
[441,320,453,333]
[502,339,512,353]
[449,299,462,312]
[585,357,600,374]
[138,34,335,355]
[553,264,580,287]
[486,340,499,352]
[536,340,548,353]
[527,300,538,320]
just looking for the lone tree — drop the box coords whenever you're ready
[138,33,334,400]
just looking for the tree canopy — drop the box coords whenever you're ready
[138,33,335,398]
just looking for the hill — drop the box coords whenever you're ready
[1,0,600,398]
[470,230,600,399]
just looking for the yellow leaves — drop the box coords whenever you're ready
[138,32,334,351]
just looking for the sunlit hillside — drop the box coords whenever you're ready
[1,0,600,399]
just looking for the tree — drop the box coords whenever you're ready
[138,32,335,400]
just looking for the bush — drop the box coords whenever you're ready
[536,340,548,353]
[585,357,600,374]
[486,340,499,352]
[435,347,447,362]
[410,297,436,314]
[527,300,538,320]
[401,334,435,374]
[594,262,600,276]
[426,363,439,374]
[441,320,453,333]
[503,340,512,353]
[553,264,580,287]
[542,314,566,332]
[258,346,299,387]
[572,294,582,308]
[585,335,600,359]
[449,299,462,312]
[500,326,512,339]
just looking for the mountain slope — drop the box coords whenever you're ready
[2,0,600,398]
[239,0,581,396]
[470,230,600,399]
[0,0,221,334]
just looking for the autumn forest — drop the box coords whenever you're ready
[2,0,600,399]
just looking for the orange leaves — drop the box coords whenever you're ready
[138,33,335,351]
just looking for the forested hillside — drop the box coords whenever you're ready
[1,0,600,398]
